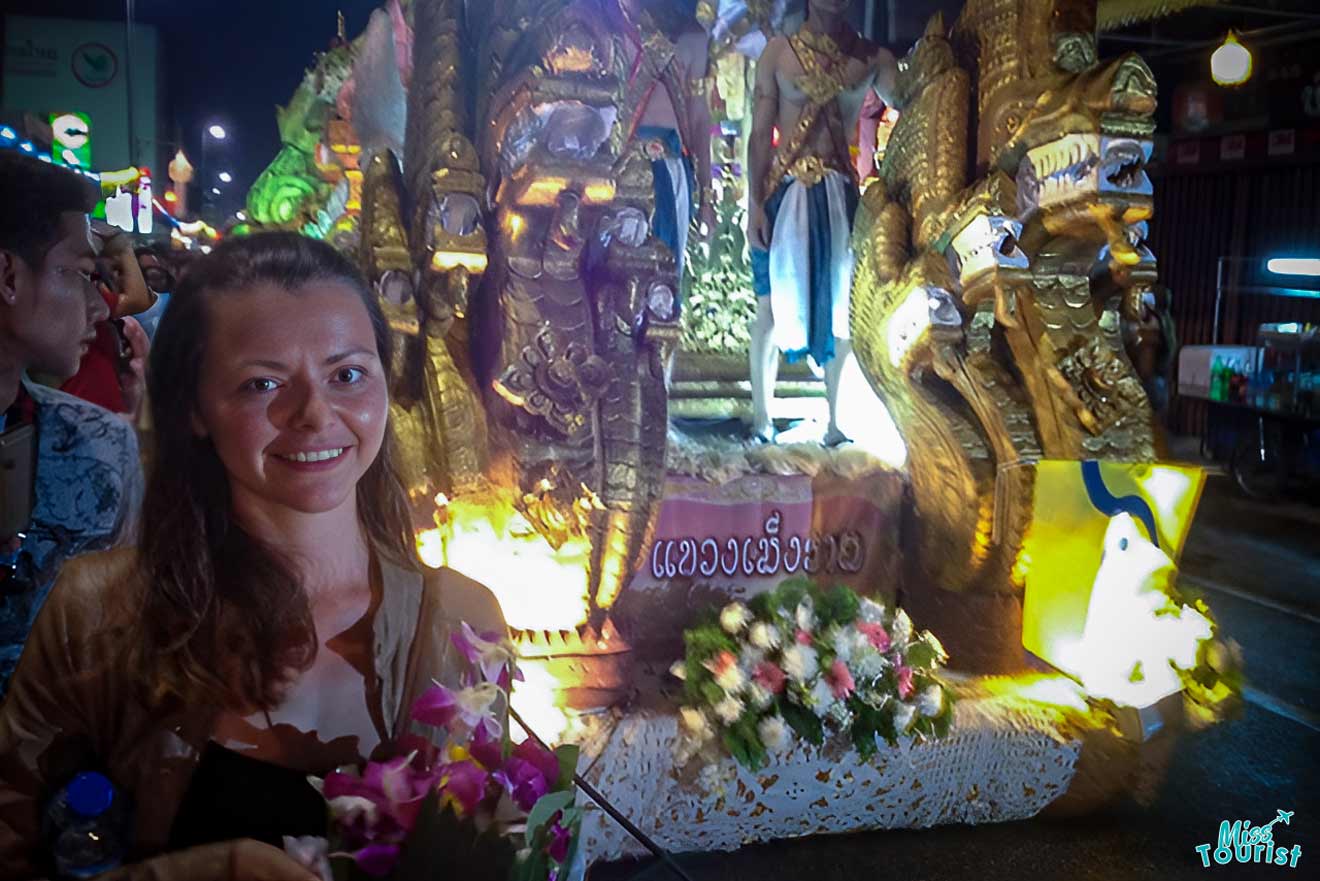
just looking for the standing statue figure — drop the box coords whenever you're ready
[611,0,716,280]
[746,0,895,444]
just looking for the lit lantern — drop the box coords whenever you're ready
[1211,31,1252,87]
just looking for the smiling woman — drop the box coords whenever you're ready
[0,233,507,881]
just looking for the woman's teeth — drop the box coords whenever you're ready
[277,448,346,463]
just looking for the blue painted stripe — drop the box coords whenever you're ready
[1080,460,1161,550]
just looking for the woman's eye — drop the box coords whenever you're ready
[333,366,366,384]
[243,377,280,393]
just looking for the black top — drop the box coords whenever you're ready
[168,741,327,850]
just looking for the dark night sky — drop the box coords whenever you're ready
[3,0,383,216]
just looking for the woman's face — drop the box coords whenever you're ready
[195,280,388,521]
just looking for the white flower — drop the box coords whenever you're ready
[892,608,913,646]
[808,677,836,718]
[795,598,816,633]
[747,682,775,711]
[704,650,747,695]
[749,621,782,651]
[832,625,866,664]
[859,596,887,624]
[739,644,766,672]
[669,660,687,681]
[758,714,792,753]
[720,602,752,635]
[852,647,890,681]
[679,707,714,742]
[827,701,854,727]
[893,700,917,733]
[917,684,944,717]
[781,643,819,684]
[713,694,746,725]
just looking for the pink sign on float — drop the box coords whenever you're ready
[616,469,904,660]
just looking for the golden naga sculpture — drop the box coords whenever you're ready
[358,0,679,633]
[850,0,1163,670]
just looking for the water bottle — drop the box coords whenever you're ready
[45,772,128,878]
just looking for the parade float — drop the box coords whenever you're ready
[244,0,1240,867]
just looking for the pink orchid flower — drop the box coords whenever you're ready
[493,740,559,811]
[795,629,813,645]
[547,815,573,863]
[896,665,915,699]
[753,661,787,695]
[437,759,490,816]
[349,842,402,878]
[828,659,856,700]
[857,622,891,652]
[452,622,520,687]
[411,681,503,735]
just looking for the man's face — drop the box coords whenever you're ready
[0,212,107,380]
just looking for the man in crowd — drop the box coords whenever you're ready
[0,151,144,692]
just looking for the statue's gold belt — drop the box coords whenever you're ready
[773,155,852,192]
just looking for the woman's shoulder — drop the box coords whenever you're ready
[419,565,507,636]
[43,547,143,628]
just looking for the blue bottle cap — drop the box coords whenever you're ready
[66,772,115,818]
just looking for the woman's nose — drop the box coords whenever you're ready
[284,380,334,432]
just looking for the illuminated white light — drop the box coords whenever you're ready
[19,142,34,153]
[0,127,15,140]
[235,210,247,221]
[207,124,227,140]
[210,187,221,195]
[1211,32,1252,87]
[1266,258,1320,277]
[834,356,908,470]
[217,171,233,183]
[200,245,212,254]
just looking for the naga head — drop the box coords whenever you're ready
[1007,53,1157,255]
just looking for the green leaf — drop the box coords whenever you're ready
[905,639,937,670]
[779,700,824,746]
[525,789,576,849]
[554,744,580,791]
[699,680,725,706]
[817,584,860,628]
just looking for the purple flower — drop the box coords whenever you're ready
[469,721,505,770]
[438,760,490,816]
[451,622,519,686]
[547,817,573,863]
[410,681,502,736]
[495,756,552,811]
[350,842,402,878]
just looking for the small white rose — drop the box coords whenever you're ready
[758,714,793,752]
[917,684,944,717]
[713,694,746,725]
[893,700,917,733]
[809,677,836,719]
[669,660,687,681]
[859,597,886,624]
[795,598,816,633]
[781,644,820,684]
[749,621,782,651]
[747,682,775,711]
[680,707,713,741]
[720,602,752,635]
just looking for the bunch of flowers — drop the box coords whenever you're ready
[670,579,955,770]
[308,623,581,881]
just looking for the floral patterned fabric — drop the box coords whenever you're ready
[0,379,142,692]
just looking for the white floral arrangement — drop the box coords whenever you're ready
[670,579,955,769]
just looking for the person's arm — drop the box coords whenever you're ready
[870,44,898,107]
[93,231,154,318]
[0,559,317,881]
[681,30,717,238]
[747,37,781,250]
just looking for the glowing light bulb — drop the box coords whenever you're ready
[1211,32,1252,86]
[207,124,227,140]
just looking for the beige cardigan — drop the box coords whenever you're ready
[0,548,505,881]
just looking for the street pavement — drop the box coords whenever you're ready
[593,474,1320,881]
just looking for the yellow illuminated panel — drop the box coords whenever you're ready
[431,251,489,273]
[1021,460,1207,707]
